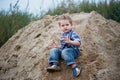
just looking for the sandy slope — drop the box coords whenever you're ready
[0,11,120,80]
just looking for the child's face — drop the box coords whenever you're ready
[59,20,72,33]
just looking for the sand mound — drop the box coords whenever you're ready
[0,11,120,80]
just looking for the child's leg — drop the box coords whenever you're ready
[49,48,62,65]
[71,63,77,68]
[47,48,62,72]
[61,48,79,66]
[61,48,81,77]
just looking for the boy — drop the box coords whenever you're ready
[47,15,81,77]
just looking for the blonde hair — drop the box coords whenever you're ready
[58,15,72,26]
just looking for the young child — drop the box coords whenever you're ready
[47,15,81,77]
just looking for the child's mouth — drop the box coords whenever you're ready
[64,29,68,32]
[65,29,68,31]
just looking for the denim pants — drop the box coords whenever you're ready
[48,48,80,66]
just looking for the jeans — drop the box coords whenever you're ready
[48,48,80,66]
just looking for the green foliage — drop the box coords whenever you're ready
[0,10,32,47]
[0,1,38,47]
[109,0,120,22]
[45,0,120,22]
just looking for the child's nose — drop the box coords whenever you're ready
[65,26,67,28]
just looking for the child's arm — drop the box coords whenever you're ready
[64,36,80,46]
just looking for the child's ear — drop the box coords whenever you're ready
[58,22,61,26]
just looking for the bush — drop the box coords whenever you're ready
[45,0,120,22]
[0,0,37,47]
[109,0,120,22]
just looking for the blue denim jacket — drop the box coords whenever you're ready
[60,29,81,52]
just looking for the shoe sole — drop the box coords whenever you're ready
[47,68,61,72]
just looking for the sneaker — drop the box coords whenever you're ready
[47,65,61,72]
[72,65,81,77]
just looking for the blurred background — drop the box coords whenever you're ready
[0,0,120,47]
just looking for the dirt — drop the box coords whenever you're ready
[0,11,120,80]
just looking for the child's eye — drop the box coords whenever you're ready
[61,25,65,27]
[66,24,69,26]
[61,24,69,27]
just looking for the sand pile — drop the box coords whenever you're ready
[0,11,120,80]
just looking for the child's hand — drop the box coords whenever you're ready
[49,43,56,49]
[64,36,71,44]
[64,36,80,46]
